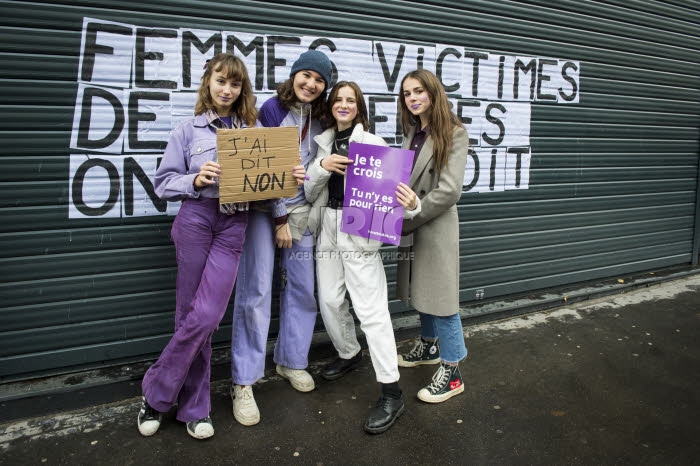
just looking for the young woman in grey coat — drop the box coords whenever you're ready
[395,69,470,403]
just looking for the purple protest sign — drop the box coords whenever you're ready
[340,142,414,245]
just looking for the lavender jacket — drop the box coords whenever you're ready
[154,110,257,202]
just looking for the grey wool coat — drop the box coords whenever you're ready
[396,125,469,316]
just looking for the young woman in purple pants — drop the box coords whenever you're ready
[137,53,257,440]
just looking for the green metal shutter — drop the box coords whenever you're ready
[1,0,698,380]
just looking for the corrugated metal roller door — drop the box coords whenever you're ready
[0,0,698,380]
[455,0,699,303]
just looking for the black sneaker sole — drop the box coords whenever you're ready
[363,404,405,435]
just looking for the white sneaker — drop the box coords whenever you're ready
[137,396,162,437]
[186,417,214,440]
[231,384,260,426]
[276,365,315,392]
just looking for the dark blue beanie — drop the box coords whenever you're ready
[289,50,332,88]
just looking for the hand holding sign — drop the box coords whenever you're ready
[194,161,221,189]
[321,154,354,175]
[293,159,306,186]
[395,182,418,211]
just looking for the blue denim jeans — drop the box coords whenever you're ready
[419,312,468,363]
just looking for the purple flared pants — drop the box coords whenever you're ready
[142,197,247,422]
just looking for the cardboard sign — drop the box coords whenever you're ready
[340,143,414,246]
[217,126,299,203]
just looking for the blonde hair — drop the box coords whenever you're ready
[398,69,462,172]
[195,53,257,126]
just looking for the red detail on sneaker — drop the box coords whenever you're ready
[450,380,462,390]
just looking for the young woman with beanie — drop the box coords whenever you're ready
[229,49,332,426]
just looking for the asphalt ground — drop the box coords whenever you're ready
[1,274,699,465]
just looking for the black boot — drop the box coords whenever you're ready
[321,351,363,381]
[363,382,405,434]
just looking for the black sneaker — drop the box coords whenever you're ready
[137,396,162,436]
[417,362,464,403]
[398,337,440,367]
[363,393,405,434]
[186,416,214,439]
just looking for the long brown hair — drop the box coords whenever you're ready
[322,81,369,130]
[398,69,462,172]
[195,53,257,127]
[276,74,327,119]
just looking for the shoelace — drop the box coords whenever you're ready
[405,340,427,358]
[239,387,253,401]
[426,365,451,392]
[378,394,397,409]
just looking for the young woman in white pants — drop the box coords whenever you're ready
[305,81,419,434]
